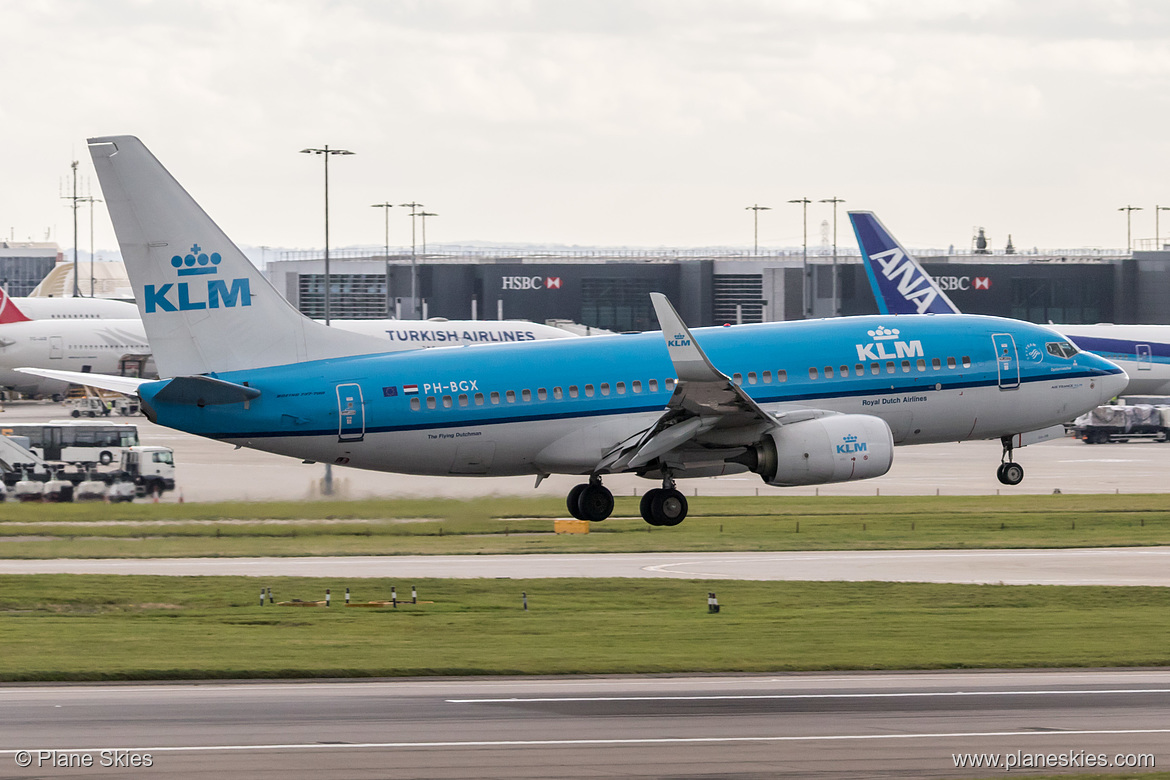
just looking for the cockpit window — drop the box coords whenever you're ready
[1046,341,1078,358]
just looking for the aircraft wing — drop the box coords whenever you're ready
[15,367,150,396]
[597,294,833,473]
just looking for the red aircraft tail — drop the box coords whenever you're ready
[0,288,32,324]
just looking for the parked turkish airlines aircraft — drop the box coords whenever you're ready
[19,136,1128,519]
[851,210,1170,396]
[0,287,138,321]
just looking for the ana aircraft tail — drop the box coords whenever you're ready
[0,288,31,324]
[849,211,960,316]
[87,135,391,378]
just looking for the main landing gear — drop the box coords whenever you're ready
[640,475,688,527]
[996,435,1024,486]
[567,475,614,522]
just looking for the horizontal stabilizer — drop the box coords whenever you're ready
[151,375,261,406]
[15,367,149,395]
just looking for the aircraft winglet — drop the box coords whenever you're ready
[649,292,728,383]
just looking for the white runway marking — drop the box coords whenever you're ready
[447,688,1170,703]
[3,729,1169,754]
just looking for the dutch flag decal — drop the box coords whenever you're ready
[403,384,419,395]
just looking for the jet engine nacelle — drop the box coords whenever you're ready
[745,414,894,487]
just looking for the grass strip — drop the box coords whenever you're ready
[1,575,1168,681]
[1,494,1169,558]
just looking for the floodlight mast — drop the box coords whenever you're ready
[820,197,845,316]
[371,202,394,316]
[745,204,770,255]
[299,145,355,326]
[789,198,811,317]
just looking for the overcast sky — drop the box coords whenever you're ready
[4,0,1170,256]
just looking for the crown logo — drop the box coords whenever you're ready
[867,325,900,341]
[171,244,222,276]
[843,434,858,443]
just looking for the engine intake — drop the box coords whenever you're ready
[736,414,894,487]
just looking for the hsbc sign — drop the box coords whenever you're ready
[501,276,562,291]
[935,275,991,291]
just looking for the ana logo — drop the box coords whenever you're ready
[667,332,691,348]
[837,434,868,454]
[144,244,252,314]
[855,325,924,361]
[871,247,939,314]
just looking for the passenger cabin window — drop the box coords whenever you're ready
[490,391,500,404]
[426,396,437,410]
[947,357,957,369]
[733,373,743,386]
[649,379,658,392]
[538,388,547,401]
[522,389,532,402]
[585,384,595,397]
[410,397,421,411]
[809,367,819,380]
[1046,341,1078,358]
[506,390,516,403]
[616,382,626,394]
[839,365,849,377]
[886,362,895,374]
[917,359,926,372]
[569,385,579,398]
[824,366,834,378]
[932,358,941,370]
[763,371,772,384]
[458,394,469,407]
[870,362,880,375]
[442,396,453,408]
[554,387,563,400]
[475,393,484,405]
[777,370,787,382]
[666,378,676,391]
[632,381,642,393]
[748,372,757,384]
[962,356,971,368]
[600,383,610,396]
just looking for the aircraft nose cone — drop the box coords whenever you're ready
[1096,366,1129,401]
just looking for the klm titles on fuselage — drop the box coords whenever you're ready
[144,245,252,314]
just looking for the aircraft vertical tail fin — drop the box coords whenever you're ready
[87,135,391,378]
[0,288,32,324]
[849,211,961,315]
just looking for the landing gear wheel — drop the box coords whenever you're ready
[650,489,688,526]
[566,484,588,520]
[998,462,1024,485]
[576,484,614,522]
[640,489,663,525]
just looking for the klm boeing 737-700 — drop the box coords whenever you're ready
[19,137,1127,523]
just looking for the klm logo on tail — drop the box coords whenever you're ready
[871,248,940,315]
[144,244,252,314]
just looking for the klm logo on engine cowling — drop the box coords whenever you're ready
[144,244,253,314]
[836,434,867,455]
[855,326,924,361]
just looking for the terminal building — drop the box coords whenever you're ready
[266,244,1170,329]
[0,242,62,296]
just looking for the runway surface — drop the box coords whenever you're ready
[0,670,1166,779]
[3,547,1170,585]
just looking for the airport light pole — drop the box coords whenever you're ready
[819,197,845,316]
[371,202,394,316]
[745,204,770,255]
[1119,205,1142,253]
[417,211,438,255]
[300,145,353,499]
[80,196,102,297]
[1157,206,1170,250]
[399,202,424,318]
[60,160,83,297]
[789,197,811,317]
[299,145,355,326]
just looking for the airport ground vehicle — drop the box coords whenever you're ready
[0,431,175,500]
[0,421,138,465]
[1071,404,1170,444]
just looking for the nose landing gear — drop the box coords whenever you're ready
[997,435,1024,485]
[567,474,614,522]
[640,475,688,527]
